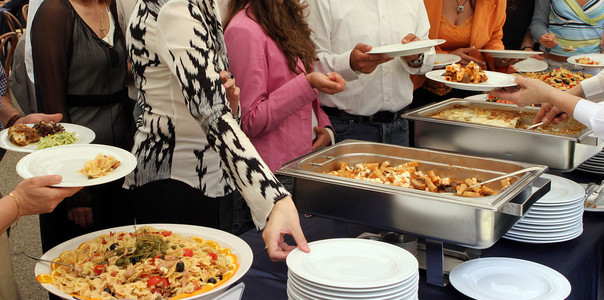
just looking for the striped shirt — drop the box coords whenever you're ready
[532,0,604,56]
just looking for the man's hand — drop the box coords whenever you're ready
[400,33,422,62]
[350,43,393,74]
[17,113,63,125]
[535,103,568,125]
[539,33,558,49]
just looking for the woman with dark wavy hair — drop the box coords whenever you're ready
[223,0,346,184]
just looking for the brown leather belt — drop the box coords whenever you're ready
[322,106,406,124]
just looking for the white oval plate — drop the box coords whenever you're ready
[286,238,418,289]
[479,49,543,59]
[567,53,604,68]
[367,39,445,57]
[450,257,571,300]
[433,53,462,69]
[425,70,517,91]
[533,174,585,205]
[35,224,253,300]
[513,58,549,73]
[0,123,95,153]
[16,144,136,187]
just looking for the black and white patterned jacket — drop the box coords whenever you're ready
[124,0,289,229]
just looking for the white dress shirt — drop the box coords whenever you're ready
[25,0,43,83]
[575,70,604,139]
[306,0,435,116]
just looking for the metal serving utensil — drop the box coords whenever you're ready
[467,166,544,190]
[22,252,100,279]
[526,121,544,130]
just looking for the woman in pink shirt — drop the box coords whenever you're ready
[223,0,345,185]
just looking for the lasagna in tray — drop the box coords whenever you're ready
[428,105,585,135]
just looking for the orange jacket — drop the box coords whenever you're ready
[424,0,506,68]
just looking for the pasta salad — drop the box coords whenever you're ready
[36,226,238,300]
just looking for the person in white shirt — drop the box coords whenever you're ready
[491,71,604,139]
[306,0,435,146]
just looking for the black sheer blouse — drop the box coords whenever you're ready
[31,0,132,148]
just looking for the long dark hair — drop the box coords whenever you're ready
[224,0,316,74]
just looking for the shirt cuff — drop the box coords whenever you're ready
[581,76,604,100]
[325,126,335,145]
[573,99,598,129]
[336,50,360,81]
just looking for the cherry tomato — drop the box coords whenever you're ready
[94,265,106,276]
[147,276,163,287]
[183,248,193,257]
[151,288,162,295]
[161,231,172,237]
[208,253,217,260]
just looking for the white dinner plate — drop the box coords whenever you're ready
[479,49,543,59]
[433,53,462,69]
[35,224,253,300]
[566,53,604,68]
[286,238,418,289]
[513,58,549,73]
[507,222,583,237]
[287,270,412,292]
[532,174,585,205]
[16,144,137,187]
[449,257,571,300]
[464,94,489,101]
[503,227,583,244]
[425,70,517,91]
[367,39,445,57]
[0,123,95,153]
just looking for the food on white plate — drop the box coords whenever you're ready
[521,67,592,89]
[428,104,586,135]
[79,153,121,179]
[33,121,65,137]
[37,226,238,300]
[8,124,40,146]
[37,131,78,149]
[575,57,600,65]
[324,160,508,197]
[441,61,488,84]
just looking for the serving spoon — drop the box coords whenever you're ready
[526,121,544,130]
[467,166,544,190]
[22,252,100,279]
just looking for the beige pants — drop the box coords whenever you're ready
[0,232,21,300]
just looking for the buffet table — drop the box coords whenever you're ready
[235,186,604,299]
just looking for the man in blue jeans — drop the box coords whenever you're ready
[307,0,435,145]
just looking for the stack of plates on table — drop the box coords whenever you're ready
[503,173,584,243]
[286,238,419,300]
[577,149,604,174]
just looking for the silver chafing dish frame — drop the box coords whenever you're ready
[403,98,603,171]
[277,140,550,248]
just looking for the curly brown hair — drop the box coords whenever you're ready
[224,0,316,74]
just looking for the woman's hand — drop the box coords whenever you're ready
[220,71,240,115]
[312,126,331,150]
[262,196,309,261]
[307,72,346,95]
[11,175,81,216]
[449,46,486,69]
[539,33,558,49]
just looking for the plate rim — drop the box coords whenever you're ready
[367,39,445,57]
[449,257,571,300]
[0,123,96,153]
[433,53,462,68]
[15,143,136,187]
[478,49,543,58]
[513,58,549,73]
[35,223,253,300]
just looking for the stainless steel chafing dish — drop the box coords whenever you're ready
[277,140,550,249]
[403,98,603,171]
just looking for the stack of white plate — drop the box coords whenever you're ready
[577,149,604,174]
[503,173,584,243]
[286,238,419,300]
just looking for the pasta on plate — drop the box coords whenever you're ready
[37,226,238,300]
[79,153,121,179]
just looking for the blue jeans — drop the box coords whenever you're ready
[328,115,410,146]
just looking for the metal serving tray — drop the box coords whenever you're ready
[277,140,550,249]
[403,98,603,171]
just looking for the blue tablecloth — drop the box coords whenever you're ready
[236,203,604,299]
